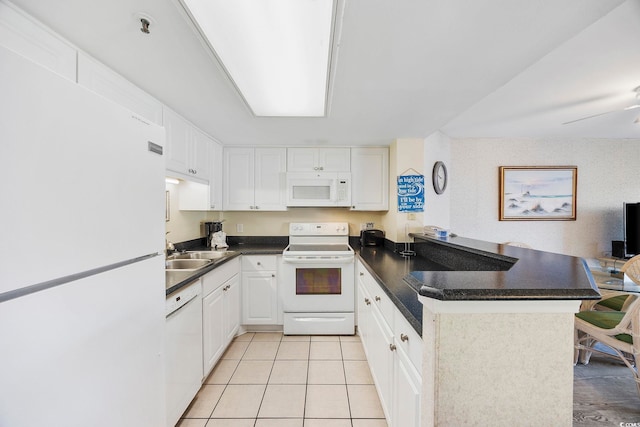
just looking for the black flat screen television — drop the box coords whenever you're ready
[624,202,640,258]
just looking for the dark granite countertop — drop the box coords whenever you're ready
[404,234,601,302]
[166,234,600,338]
[355,244,449,336]
[166,238,288,296]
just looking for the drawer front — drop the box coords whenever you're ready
[242,255,277,271]
[393,309,422,371]
[363,272,394,328]
[202,257,240,296]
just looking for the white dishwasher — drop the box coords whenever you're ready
[165,279,203,427]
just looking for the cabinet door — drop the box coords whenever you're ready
[164,107,191,177]
[287,147,350,172]
[392,345,421,427]
[319,148,350,172]
[209,141,224,210]
[223,274,240,343]
[223,147,256,210]
[351,147,389,211]
[242,271,278,324]
[254,148,287,211]
[202,286,225,377]
[369,304,394,422]
[357,280,372,355]
[286,148,317,172]
[190,128,212,182]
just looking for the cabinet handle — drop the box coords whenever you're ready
[271,274,275,277]
[314,166,319,170]
[400,334,409,342]
[250,206,255,209]
[389,343,397,351]
[375,296,381,302]
[255,206,259,209]
[359,272,364,276]
[257,262,261,265]
[364,298,371,305]
[319,166,324,171]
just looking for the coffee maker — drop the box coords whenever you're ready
[204,221,223,248]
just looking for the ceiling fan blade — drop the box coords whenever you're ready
[563,109,622,125]
[563,103,640,125]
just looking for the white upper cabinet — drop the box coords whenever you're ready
[224,147,287,211]
[351,147,389,211]
[255,148,288,210]
[164,107,212,183]
[0,1,76,81]
[209,140,224,210]
[175,129,223,211]
[77,53,163,125]
[287,147,350,172]
[223,147,254,210]
[191,127,213,182]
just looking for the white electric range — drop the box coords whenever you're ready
[281,222,355,335]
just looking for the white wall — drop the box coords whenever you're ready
[450,137,640,258]
[424,131,451,230]
[382,139,426,242]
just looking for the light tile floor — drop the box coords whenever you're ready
[178,333,388,427]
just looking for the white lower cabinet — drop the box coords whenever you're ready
[202,258,240,378]
[392,341,422,427]
[241,255,279,325]
[356,260,422,427]
[202,283,225,375]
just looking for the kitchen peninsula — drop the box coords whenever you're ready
[168,233,600,427]
[395,234,600,427]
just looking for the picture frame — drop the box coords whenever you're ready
[499,166,577,221]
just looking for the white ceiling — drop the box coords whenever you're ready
[10,0,639,145]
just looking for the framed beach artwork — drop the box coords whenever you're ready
[499,166,577,221]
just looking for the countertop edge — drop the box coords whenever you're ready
[166,244,286,295]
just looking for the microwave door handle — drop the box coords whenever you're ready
[330,179,337,202]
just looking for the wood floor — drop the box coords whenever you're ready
[574,351,640,425]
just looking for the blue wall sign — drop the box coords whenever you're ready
[397,175,425,212]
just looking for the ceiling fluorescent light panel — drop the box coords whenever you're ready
[183,0,335,117]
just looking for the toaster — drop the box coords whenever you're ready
[360,229,385,246]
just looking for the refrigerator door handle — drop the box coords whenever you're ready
[0,252,161,303]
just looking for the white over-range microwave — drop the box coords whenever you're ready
[286,172,351,207]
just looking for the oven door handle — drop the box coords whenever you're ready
[282,256,354,264]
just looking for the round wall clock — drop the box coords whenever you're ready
[432,161,448,194]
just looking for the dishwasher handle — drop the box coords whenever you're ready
[166,281,201,317]
[166,294,198,318]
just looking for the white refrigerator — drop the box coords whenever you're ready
[0,46,167,426]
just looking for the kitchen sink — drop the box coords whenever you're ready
[165,259,212,270]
